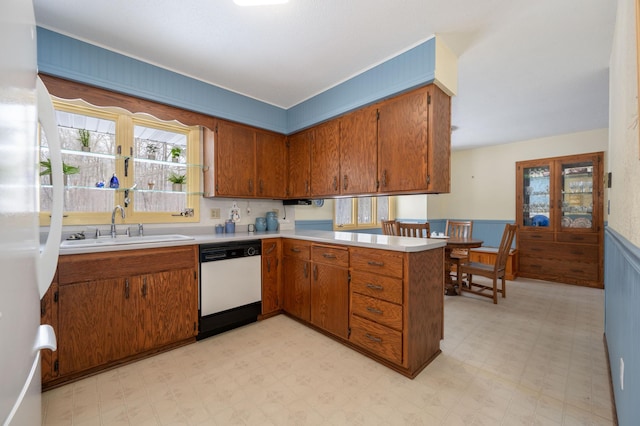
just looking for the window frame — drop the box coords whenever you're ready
[39,98,201,226]
[333,196,395,231]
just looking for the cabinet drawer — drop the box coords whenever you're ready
[349,315,402,364]
[518,231,554,242]
[311,244,349,267]
[351,293,402,331]
[283,239,310,260]
[556,232,599,244]
[519,256,598,281]
[350,247,403,279]
[351,271,403,304]
[519,241,598,262]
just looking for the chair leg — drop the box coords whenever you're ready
[492,277,498,304]
[502,276,506,298]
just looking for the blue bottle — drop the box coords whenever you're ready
[109,173,119,189]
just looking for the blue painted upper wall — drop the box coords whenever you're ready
[37,28,436,134]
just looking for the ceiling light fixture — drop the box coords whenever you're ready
[234,0,288,6]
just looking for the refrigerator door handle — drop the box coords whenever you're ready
[36,77,63,299]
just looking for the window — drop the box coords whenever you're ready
[39,99,200,226]
[333,196,394,230]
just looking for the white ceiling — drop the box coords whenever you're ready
[33,0,616,150]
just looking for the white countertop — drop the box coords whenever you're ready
[56,229,445,255]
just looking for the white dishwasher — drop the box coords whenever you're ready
[198,240,262,340]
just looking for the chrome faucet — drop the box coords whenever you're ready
[111,205,125,238]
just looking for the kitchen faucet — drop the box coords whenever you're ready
[111,205,125,238]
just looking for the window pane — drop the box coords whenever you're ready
[133,124,188,213]
[40,110,117,213]
[561,162,594,229]
[357,197,374,225]
[335,198,353,226]
[377,196,389,221]
[522,166,550,227]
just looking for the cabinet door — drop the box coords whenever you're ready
[215,120,256,196]
[310,120,341,197]
[58,278,127,376]
[311,262,349,339]
[256,131,286,198]
[517,159,555,230]
[378,87,429,192]
[287,129,311,198]
[282,256,310,321]
[339,105,378,195]
[137,268,198,351]
[40,281,58,384]
[262,239,282,315]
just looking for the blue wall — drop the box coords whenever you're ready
[604,228,640,425]
[37,28,436,135]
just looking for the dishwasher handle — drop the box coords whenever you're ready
[201,251,227,262]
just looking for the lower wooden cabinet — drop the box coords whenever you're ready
[282,239,311,321]
[261,238,282,316]
[310,244,349,339]
[44,245,198,389]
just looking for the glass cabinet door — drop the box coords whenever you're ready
[521,165,551,227]
[560,160,594,230]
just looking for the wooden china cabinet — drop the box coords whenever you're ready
[515,152,604,288]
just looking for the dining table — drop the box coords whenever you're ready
[437,236,484,296]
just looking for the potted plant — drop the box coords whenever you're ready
[78,129,91,152]
[167,172,186,192]
[40,158,80,186]
[146,143,159,160]
[170,146,182,162]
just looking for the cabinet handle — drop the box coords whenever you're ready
[259,179,264,194]
[367,260,384,267]
[125,279,130,299]
[366,283,384,291]
[142,277,147,298]
[265,243,276,255]
[313,264,318,280]
[290,247,301,253]
[381,170,387,187]
[343,175,348,190]
[322,253,337,259]
[303,262,308,278]
[333,176,338,191]
[248,179,254,193]
[365,333,382,343]
[366,306,383,315]
[267,258,271,273]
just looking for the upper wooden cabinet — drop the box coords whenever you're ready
[286,128,312,198]
[205,119,286,198]
[516,152,604,288]
[310,120,341,197]
[339,105,378,195]
[378,84,450,194]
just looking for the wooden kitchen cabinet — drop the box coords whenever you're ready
[516,152,604,288]
[40,278,58,384]
[310,244,349,339]
[261,238,282,317]
[339,105,378,195]
[282,239,311,321]
[286,128,312,198]
[378,84,451,194]
[208,119,286,198]
[45,245,198,389]
[310,119,341,197]
[349,245,443,377]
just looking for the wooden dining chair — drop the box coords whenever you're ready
[397,222,430,238]
[445,220,473,282]
[459,223,517,304]
[381,219,398,236]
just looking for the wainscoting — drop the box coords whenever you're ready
[604,227,640,425]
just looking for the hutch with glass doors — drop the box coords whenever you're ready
[515,152,604,288]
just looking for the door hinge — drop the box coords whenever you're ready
[53,360,59,373]
[54,291,59,303]
[214,124,218,133]
[427,94,431,104]
[193,322,197,332]
[347,273,351,283]
[348,327,351,337]
[426,175,431,185]
[286,140,290,148]
[376,110,380,121]
[194,270,197,280]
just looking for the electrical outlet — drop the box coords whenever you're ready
[620,358,624,390]
[210,208,220,219]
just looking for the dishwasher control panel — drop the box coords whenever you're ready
[199,240,261,262]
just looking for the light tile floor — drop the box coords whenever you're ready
[42,277,615,425]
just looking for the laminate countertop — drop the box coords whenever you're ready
[55,229,446,255]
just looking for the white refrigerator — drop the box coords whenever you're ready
[1,1,63,424]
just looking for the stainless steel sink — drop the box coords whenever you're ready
[60,234,194,248]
